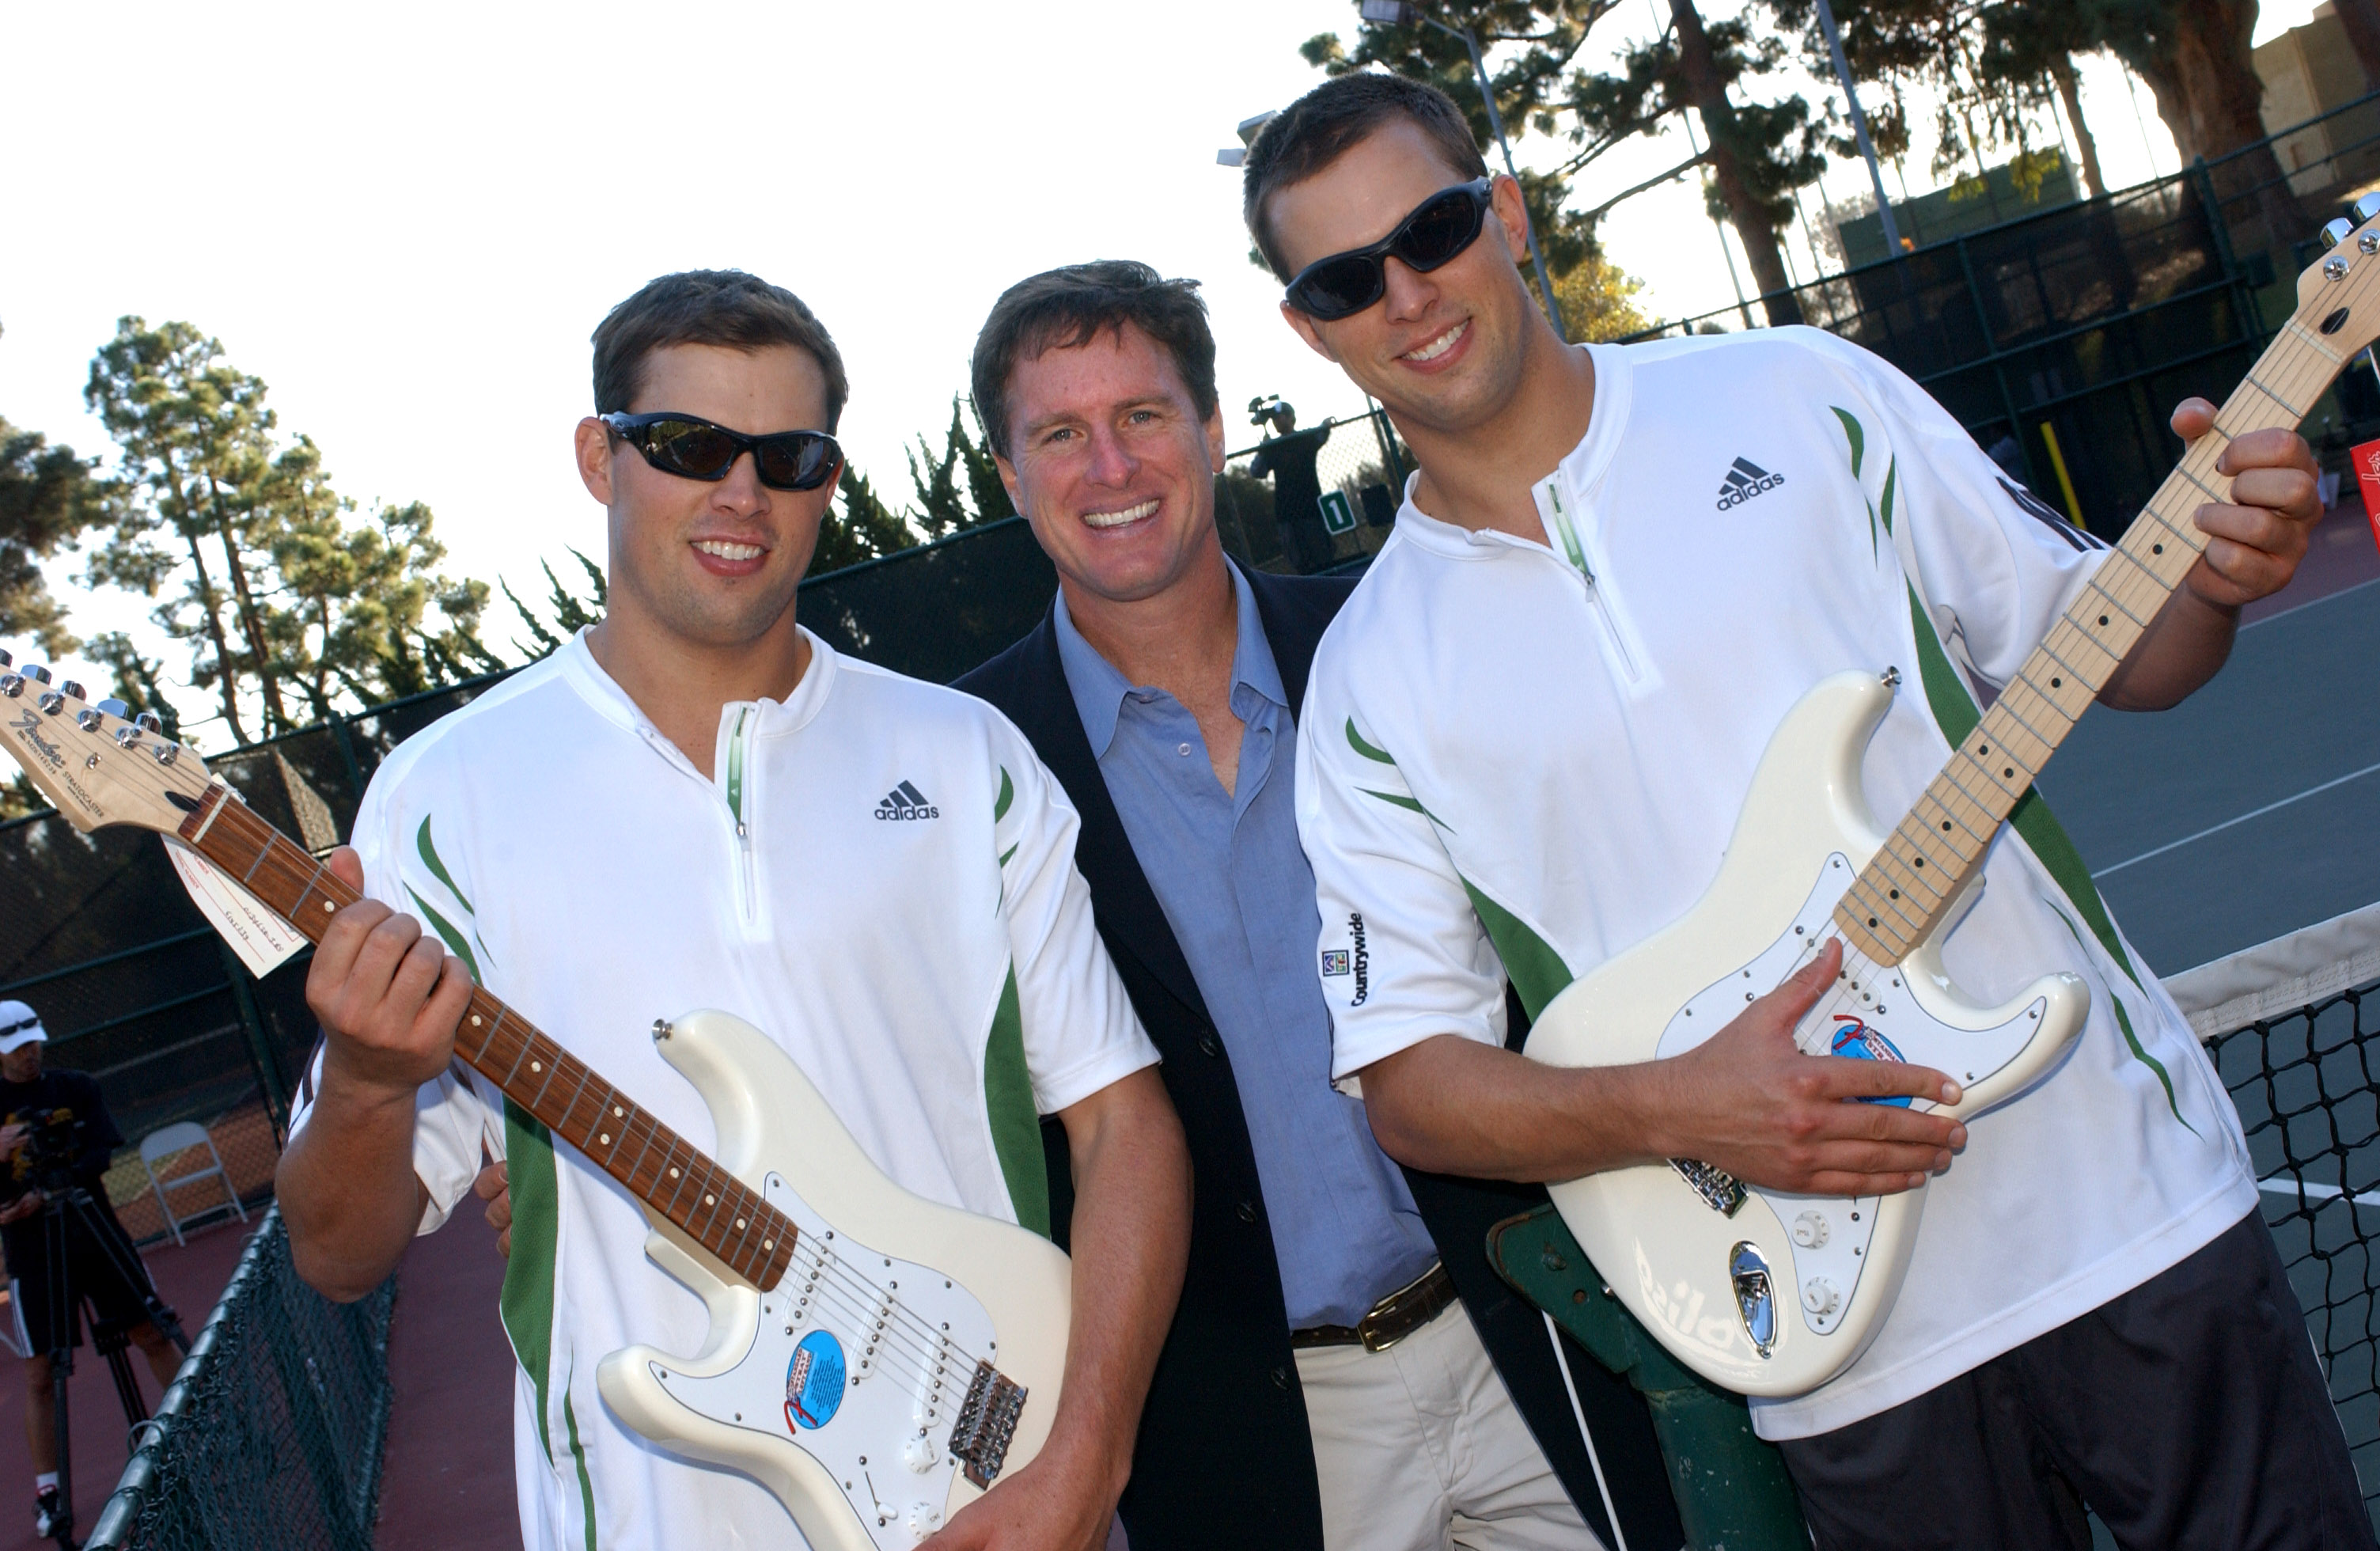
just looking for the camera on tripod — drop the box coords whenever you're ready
[4,1108,85,1200]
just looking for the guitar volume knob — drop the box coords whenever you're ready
[903,1432,940,1473]
[1791,1211,1829,1248]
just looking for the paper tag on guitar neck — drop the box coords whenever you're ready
[165,838,309,978]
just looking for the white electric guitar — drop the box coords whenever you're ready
[1524,200,2380,1397]
[0,679,1072,1549]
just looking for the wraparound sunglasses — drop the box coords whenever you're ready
[1283,176,1495,321]
[601,411,843,492]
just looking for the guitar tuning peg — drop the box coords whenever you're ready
[2324,217,2354,247]
[58,681,84,701]
[134,711,162,734]
[20,665,51,685]
[2357,193,2380,224]
[96,699,129,719]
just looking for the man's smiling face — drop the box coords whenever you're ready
[995,322,1226,607]
[579,341,838,653]
[1268,118,1538,437]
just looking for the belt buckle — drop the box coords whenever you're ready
[1355,1262,1446,1352]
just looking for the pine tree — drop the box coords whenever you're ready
[82,318,286,741]
[812,465,919,575]
[0,413,104,659]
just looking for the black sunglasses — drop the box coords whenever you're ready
[601,411,843,492]
[1283,177,1495,321]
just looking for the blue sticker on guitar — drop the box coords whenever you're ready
[1831,1015,1912,1107]
[784,1329,847,1431]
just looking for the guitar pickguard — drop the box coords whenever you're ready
[1653,855,2049,1339]
[639,1174,1002,1547]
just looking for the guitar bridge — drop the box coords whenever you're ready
[948,1360,1027,1488]
[1670,1157,1746,1216]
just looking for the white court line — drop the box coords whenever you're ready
[2261,1175,2380,1210]
[2094,760,2380,878]
[2240,571,2379,630]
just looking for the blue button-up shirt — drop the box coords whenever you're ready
[1053,565,1438,1329]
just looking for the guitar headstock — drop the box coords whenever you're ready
[0,654,213,836]
[2294,192,2380,352]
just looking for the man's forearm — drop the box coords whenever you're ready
[1043,1070,1192,1502]
[275,1072,429,1302]
[1362,1033,1658,1181]
[2098,586,2237,711]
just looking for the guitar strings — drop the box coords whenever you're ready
[781,1237,978,1388]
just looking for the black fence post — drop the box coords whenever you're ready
[1954,234,2043,493]
[2190,154,2271,354]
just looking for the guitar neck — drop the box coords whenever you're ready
[179,786,796,1291]
[1832,317,2348,965]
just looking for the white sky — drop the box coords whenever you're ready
[0,0,2333,731]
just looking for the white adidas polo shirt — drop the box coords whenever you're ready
[292,628,1155,1549]
[1296,328,2257,1439]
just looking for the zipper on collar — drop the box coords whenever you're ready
[725,704,759,926]
[1541,478,1643,684]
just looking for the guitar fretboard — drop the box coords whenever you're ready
[1832,316,2350,966]
[180,790,797,1292]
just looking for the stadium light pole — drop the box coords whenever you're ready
[1808,0,1904,256]
[1355,0,1567,340]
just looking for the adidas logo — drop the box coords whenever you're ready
[1715,457,1784,510]
[875,779,940,821]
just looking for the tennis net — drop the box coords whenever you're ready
[2167,900,2380,1517]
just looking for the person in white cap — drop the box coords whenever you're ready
[0,1000,181,1538]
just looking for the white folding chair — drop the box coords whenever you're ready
[138,1121,250,1247]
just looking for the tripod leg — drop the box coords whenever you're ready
[62,1190,185,1356]
[90,1322,146,1428]
[42,1195,76,1551]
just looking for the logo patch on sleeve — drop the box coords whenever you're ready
[1321,949,1351,976]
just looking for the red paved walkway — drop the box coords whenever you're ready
[0,1213,250,1551]
[377,1199,519,1549]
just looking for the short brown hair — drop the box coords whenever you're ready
[590,270,849,430]
[1242,73,1489,280]
[971,261,1218,459]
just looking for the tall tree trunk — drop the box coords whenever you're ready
[202,471,289,736]
[1670,0,1806,325]
[2333,0,2380,89]
[177,529,248,745]
[2052,55,2109,199]
[154,446,248,745]
[2120,0,2311,256]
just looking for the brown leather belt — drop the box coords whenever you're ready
[1290,1261,1457,1353]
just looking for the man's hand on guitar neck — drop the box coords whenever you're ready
[1362,941,1965,1197]
[2100,401,2322,711]
[278,847,474,1303]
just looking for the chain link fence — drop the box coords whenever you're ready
[1627,92,2380,543]
[83,1208,394,1551]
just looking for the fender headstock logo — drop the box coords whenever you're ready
[9,711,63,770]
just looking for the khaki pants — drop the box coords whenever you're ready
[1292,1299,1605,1551]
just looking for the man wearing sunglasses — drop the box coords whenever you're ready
[278,268,1192,1551]
[955,262,1679,1551]
[1242,70,2363,1548]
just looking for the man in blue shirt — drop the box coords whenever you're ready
[957,263,1677,1551]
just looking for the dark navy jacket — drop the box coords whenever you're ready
[957,569,1683,1551]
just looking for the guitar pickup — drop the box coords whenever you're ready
[948,1360,1027,1488]
[1670,1157,1747,1216]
